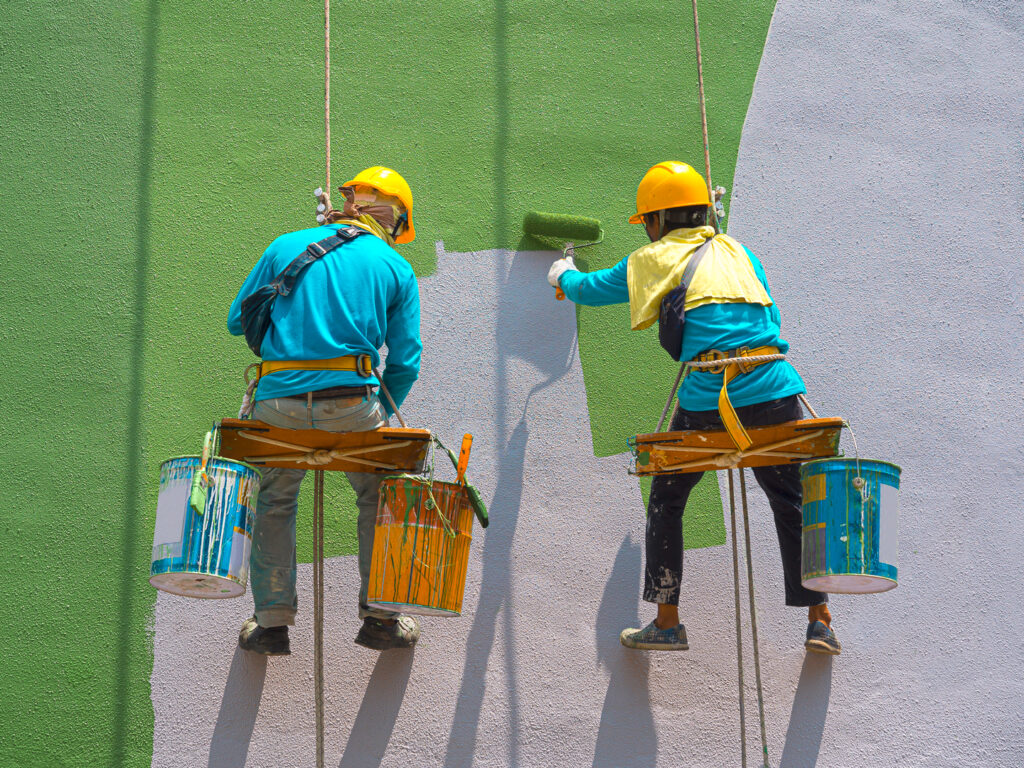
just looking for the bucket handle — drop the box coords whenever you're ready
[842,420,870,503]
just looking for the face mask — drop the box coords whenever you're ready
[337,186,407,239]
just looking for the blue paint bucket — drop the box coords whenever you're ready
[800,458,901,594]
[150,456,260,598]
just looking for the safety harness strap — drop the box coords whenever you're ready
[258,354,373,379]
[690,345,781,451]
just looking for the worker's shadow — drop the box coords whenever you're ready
[338,650,415,768]
[207,649,267,768]
[443,248,575,767]
[778,654,833,768]
[592,535,658,768]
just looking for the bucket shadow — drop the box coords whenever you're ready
[592,536,658,768]
[338,649,415,768]
[778,654,833,768]
[207,649,268,768]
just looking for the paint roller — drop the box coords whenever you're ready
[522,211,604,300]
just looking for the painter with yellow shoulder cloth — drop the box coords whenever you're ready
[547,161,839,655]
[227,166,424,655]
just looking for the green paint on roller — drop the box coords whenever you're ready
[523,211,603,243]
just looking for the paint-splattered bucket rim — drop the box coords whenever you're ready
[161,454,263,475]
[800,457,902,474]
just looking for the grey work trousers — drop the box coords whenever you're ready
[248,394,397,627]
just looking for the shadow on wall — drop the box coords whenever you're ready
[778,654,832,768]
[115,0,158,763]
[207,650,268,768]
[593,535,658,768]
[440,245,578,767]
[444,0,575,762]
[339,650,415,768]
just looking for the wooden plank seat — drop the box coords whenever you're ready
[217,418,431,474]
[631,417,844,476]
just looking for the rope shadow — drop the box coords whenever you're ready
[778,653,833,768]
[207,649,268,768]
[338,649,415,768]
[442,417,528,768]
[114,0,158,762]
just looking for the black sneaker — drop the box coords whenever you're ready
[238,616,290,656]
[804,620,841,655]
[354,616,421,651]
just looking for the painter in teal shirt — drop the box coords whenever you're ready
[555,241,804,411]
[228,223,421,413]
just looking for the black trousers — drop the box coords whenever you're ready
[643,395,826,608]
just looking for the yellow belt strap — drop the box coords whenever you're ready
[258,354,373,379]
[695,345,781,452]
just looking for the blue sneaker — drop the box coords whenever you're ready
[805,620,841,655]
[620,621,689,651]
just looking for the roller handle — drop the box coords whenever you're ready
[555,288,565,301]
[456,433,473,484]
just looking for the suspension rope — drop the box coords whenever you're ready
[324,0,331,192]
[740,470,770,767]
[690,0,719,232]
[727,470,748,767]
[315,2,331,762]
[688,1,768,763]
[313,469,326,768]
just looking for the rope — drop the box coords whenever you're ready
[655,354,787,434]
[685,353,786,370]
[313,469,326,768]
[690,0,719,232]
[727,469,748,767]
[798,393,819,419]
[323,0,331,193]
[655,364,687,433]
[740,470,770,767]
[372,366,408,428]
[688,3,767,761]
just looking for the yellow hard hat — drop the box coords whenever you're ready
[342,166,416,244]
[628,161,711,224]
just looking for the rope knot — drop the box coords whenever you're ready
[309,449,332,465]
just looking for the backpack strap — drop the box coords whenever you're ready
[678,235,715,297]
[272,226,365,298]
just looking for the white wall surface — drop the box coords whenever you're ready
[152,1,1024,765]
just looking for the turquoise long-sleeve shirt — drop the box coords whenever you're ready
[228,224,421,413]
[557,245,805,412]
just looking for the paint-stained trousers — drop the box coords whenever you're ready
[644,394,826,608]
[249,394,398,628]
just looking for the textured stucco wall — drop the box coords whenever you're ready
[3,0,1024,766]
[151,1,1024,765]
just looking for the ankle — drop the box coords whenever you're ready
[808,604,832,627]
[655,605,679,630]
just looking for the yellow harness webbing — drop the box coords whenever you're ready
[691,345,781,451]
[258,354,373,379]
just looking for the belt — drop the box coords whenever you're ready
[689,345,782,451]
[258,354,373,380]
[310,385,375,400]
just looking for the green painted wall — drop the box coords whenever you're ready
[0,2,155,765]
[0,0,772,763]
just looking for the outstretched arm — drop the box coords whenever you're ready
[551,255,630,307]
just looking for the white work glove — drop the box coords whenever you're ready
[547,255,578,288]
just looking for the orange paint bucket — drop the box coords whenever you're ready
[366,476,475,616]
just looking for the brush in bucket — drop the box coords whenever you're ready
[523,211,603,300]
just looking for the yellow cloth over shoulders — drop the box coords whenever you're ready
[626,225,772,331]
